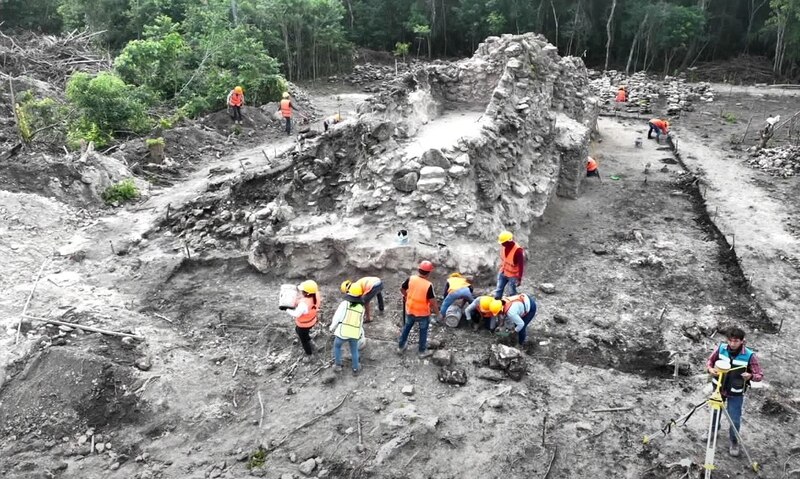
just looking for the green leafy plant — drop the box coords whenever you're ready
[722,112,738,123]
[393,41,410,62]
[146,137,165,147]
[101,179,140,205]
[246,446,267,470]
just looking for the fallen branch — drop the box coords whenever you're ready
[135,375,161,395]
[543,445,557,479]
[590,406,634,413]
[258,390,265,429]
[271,392,350,450]
[22,314,144,340]
[16,257,50,344]
[153,312,173,324]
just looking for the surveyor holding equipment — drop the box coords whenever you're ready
[340,277,384,322]
[464,296,503,331]
[706,327,763,458]
[278,91,300,135]
[647,118,670,140]
[398,260,439,358]
[499,294,537,345]
[495,231,525,299]
[285,280,320,356]
[323,113,342,132]
[586,156,601,180]
[227,86,245,125]
[329,284,366,375]
[439,273,474,324]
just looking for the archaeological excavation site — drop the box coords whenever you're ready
[3,28,800,479]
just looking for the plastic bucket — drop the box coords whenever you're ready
[278,284,299,310]
[444,305,462,328]
[657,135,670,145]
[396,229,409,245]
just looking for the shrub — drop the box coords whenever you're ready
[722,112,737,124]
[17,96,70,146]
[246,446,267,470]
[102,179,140,205]
[146,137,165,147]
[66,71,152,145]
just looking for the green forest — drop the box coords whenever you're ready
[3,0,800,146]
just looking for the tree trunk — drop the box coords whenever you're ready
[294,20,302,79]
[281,21,292,81]
[568,0,581,56]
[344,0,354,30]
[429,0,436,57]
[745,0,768,53]
[626,13,649,75]
[230,0,239,26]
[774,22,786,74]
[549,0,559,49]
[442,0,447,56]
[604,0,617,71]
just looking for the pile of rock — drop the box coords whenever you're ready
[328,63,412,92]
[589,70,714,115]
[748,146,800,177]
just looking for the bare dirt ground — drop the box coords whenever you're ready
[2,79,800,479]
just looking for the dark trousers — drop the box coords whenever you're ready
[517,302,538,345]
[295,325,313,355]
[587,169,600,178]
[648,122,664,139]
[284,117,292,134]
[230,106,242,122]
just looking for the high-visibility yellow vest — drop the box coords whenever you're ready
[338,303,364,339]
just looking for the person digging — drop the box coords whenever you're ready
[398,260,440,359]
[587,156,601,182]
[647,118,670,141]
[705,327,764,457]
[439,272,474,324]
[340,277,384,322]
[464,295,503,331]
[498,293,538,347]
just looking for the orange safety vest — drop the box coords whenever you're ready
[446,277,470,294]
[229,92,243,107]
[356,277,380,294]
[500,243,522,279]
[502,294,528,315]
[650,119,668,132]
[615,90,627,102]
[295,296,318,328]
[587,157,598,172]
[405,275,432,316]
[280,99,292,118]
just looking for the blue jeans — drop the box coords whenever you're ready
[517,301,537,345]
[494,273,519,299]
[398,314,430,353]
[333,336,360,371]
[440,287,474,319]
[712,395,745,444]
[363,282,385,311]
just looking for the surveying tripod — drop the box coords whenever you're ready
[642,362,760,478]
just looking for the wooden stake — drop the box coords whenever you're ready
[153,312,173,323]
[239,159,247,173]
[257,390,265,428]
[16,257,50,344]
[165,203,171,221]
[184,242,191,260]
[22,314,144,340]
[590,406,634,413]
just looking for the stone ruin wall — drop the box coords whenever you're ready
[164,33,600,278]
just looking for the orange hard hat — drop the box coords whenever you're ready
[418,260,434,273]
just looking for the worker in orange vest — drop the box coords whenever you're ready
[399,260,440,358]
[586,156,601,181]
[495,231,525,299]
[648,118,670,140]
[285,280,320,356]
[615,86,627,102]
[498,293,538,346]
[227,86,245,125]
[340,276,384,322]
[278,91,300,135]
[464,296,503,331]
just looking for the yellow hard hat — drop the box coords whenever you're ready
[234,86,243,94]
[348,283,364,297]
[498,231,513,244]
[479,296,493,311]
[298,280,318,294]
[449,272,463,278]
[333,113,341,122]
[340,280,352,294]
[489,299,503,315]
[282,92,290,99]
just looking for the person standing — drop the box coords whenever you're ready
[399,261,440,358]
[285,280,319,357]
[227,86,245,125]
[706,327,764,457]
[495,231,525,299]
[499,293,537,346]
[329,284,365,375]
[439,273,474,322]
[340,277,384,322]
[278,91,300,135]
